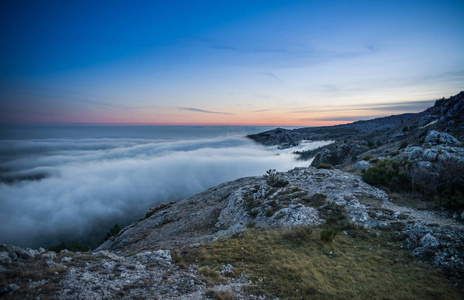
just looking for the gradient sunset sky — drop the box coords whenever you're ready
[1,0,463,126]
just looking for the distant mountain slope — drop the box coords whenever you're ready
[248,91,464,147]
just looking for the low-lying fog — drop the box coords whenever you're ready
[0,136,330,248]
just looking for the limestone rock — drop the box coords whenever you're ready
[19,248,37,259]
[420,233,439,248]
[424,130,460,146]
[0,252,12,264]
[352,160,370,171]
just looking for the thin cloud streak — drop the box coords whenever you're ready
[178,107,233,115]
[294,100,436,114]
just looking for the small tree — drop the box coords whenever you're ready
[104,224,122,241]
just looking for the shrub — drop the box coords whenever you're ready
[284,226,313,245]
[247,221,256,228]
[362,159,410,192]
[316,163,332,169]
[320,228,337,242]
[399,141,408,150]
[302,193,327,207]
[265,208,275,217]
[264,169,289,187]
[362,154,373,161]
[249,209,259,217]
[48,242,90,253]
[402,126,409,132]
[411,159,464,209]
[104,224,122,241]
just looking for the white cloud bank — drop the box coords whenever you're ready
[0,136,330,248]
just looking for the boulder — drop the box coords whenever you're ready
[424,130,460,146]
[135,249,171,261]
[352,160,370,171]
[420,233,439,248]
[19,248,37,259]
[0,252,12,264]
[220,264,235,276]
[407,146,423,161]
[422,149,437,161]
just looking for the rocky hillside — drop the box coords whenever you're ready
[2,166,464,298]
[248,91,464,147]
[251,92,464,211]
[1,92,464,299]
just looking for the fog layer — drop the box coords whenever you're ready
[0,136,330,248]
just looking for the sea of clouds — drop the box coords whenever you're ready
[0,136,330,248]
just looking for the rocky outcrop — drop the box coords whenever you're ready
[310,141,369,167]
[424,130,460,146]
[0,244,251,299]
[98,167,391,255]
[352,160,371,171]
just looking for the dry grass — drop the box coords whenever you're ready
[199,266,228,284]
[205,289,237,300]
[182,227,463,299]
[0,259,67,298]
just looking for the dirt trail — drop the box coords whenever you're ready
[382,200,464,229]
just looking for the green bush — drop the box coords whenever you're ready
[284,226,313,245]
[399,141,408,150]
[320,228,337,242]
[249,210,259,217]
[104,224,122,241]
[316,163,332,169]
[265,208,275,217]
[48,242,90,253]
[362,159,410,192]
[264,169,289,187]
[362,154,373,161]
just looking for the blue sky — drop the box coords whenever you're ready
[1,0,463,125]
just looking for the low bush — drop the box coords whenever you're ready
[48,242,90,253]
[283,226,313,245]
[399,141,409,150]
[301,193,327,207]
[263,169,289,188]
[104,224,122,241]
[362,159,410,192]
[320,228,337,242]
[362,154,373,161]
[316,163,332,169]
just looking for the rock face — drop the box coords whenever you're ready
[310,141,369,167]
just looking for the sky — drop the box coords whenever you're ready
[1,0,463,126]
